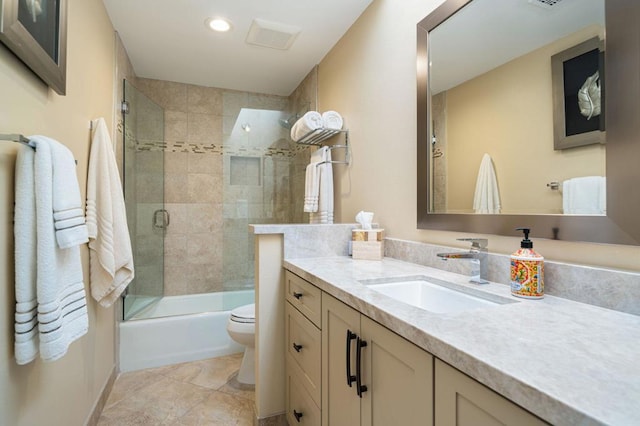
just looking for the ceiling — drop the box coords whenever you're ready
[102,0,373,96]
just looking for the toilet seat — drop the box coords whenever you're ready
[230,303,255,324]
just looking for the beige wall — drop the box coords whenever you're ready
[319,0,640,271]
[445,26,605,214]
[0,0,117,424]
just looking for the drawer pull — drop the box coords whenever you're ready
[292,342,303,353]
[346,329,357,387]
[293,291,303,299]
[293,409,304,422]
[356,336,368,397]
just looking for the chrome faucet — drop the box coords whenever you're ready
[437,238,489,284]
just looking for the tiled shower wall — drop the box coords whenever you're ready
[133,76,316,296]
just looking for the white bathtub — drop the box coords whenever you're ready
[119,290,254,372]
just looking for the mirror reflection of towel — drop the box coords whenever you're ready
[562,176,606,215]
[473,153,501,214]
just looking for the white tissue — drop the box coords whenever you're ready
[355,211,374,230]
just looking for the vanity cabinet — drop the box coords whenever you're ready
[435,360,547,426]
[284,269,547,426]
[321,292,434,426]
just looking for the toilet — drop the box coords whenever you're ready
[226,303,256,385]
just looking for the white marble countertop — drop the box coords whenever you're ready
[283,256,640,426]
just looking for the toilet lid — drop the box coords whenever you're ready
[230,303,255,323]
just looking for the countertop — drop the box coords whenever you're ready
[283,256,640,426]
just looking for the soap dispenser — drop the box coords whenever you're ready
[510,228,544,299]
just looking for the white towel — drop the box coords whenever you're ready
[30,135,89,362]
[473,153,501,214]
[291,111,323,141]
[49,140,89,249]
[14,145,39,365]
[86,118,135,308]
[562,176,606,215]
[303,161,320,212]
[322,111,343,130]
[308,147,334,224]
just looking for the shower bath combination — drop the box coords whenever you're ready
[119,78,305,372]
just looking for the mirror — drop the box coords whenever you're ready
[417,0,640,245]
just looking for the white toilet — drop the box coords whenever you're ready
[226,303,256,385]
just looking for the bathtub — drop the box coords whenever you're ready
[119,290,254,372]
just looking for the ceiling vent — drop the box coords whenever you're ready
[246,18,300,50]
[527,0,564,9]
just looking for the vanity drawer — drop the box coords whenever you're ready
[285,270,322,328]
[286,301,321,405]
[286,356,321,426]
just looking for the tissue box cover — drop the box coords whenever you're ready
[352,229,384,260]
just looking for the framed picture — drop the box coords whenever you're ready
[0,0,67,95]
[551,37,605,150]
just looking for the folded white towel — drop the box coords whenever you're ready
[86,118,135,308]
[562,176,606,214]
[322,111,343,130]
[308,147,334,224]
[473,153,501,214]
[47,140,89,249]
[291,111,322,141]
[303,161,320,212]
[14,145,39,365]
[30,135,89,362]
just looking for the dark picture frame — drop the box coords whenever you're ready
[551,37,605,150]
[0,0,67,95]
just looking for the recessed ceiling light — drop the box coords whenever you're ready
[205,17,232,32]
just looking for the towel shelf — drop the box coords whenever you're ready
[1,133,34,149]
[295,128,350,166]
[294,127,348,146]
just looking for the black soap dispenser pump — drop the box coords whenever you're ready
[510,228,544,299]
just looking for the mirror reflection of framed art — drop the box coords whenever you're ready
[0,0,67,95]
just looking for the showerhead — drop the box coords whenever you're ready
[278,114,299,129]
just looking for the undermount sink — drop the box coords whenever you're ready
[360,276,515,314]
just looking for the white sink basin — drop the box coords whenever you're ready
[362,277,513,314]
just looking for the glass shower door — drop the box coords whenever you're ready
[122,79,166,320]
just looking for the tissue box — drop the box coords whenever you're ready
[352,229,384,260]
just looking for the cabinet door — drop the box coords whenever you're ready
[435,359,548,426]
[322,293,361,426]
[360,316,434,426]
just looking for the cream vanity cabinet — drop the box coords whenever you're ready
[321,292,434,426]
[284,270,547,426]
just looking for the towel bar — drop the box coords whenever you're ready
[1,133,78,164]
[0,133,33,149]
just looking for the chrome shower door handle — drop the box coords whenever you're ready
[153,209,170,230]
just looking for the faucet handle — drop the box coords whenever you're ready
[457,238,488,249]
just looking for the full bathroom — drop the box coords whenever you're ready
[1,0,640,425]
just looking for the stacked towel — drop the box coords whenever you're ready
[473,153,501,214]
[86,118,135,307]
[291,111,323,141]
[14,136,89,364]
[322,111,343,130]
[562,176,606,214]
[306,147,334,224]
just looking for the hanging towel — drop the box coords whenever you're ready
[562,176,606,214]
[291,111,322,141]
[303,160,320,212]
[309,147,334,224]
[30,135,88,362]
[14,145,39,364]
[86,118,135,308]
[473,153,501,214]
[322,111,343,130]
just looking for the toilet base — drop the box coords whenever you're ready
[237,346,255,385]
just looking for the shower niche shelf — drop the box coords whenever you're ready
[295,128,350,166]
